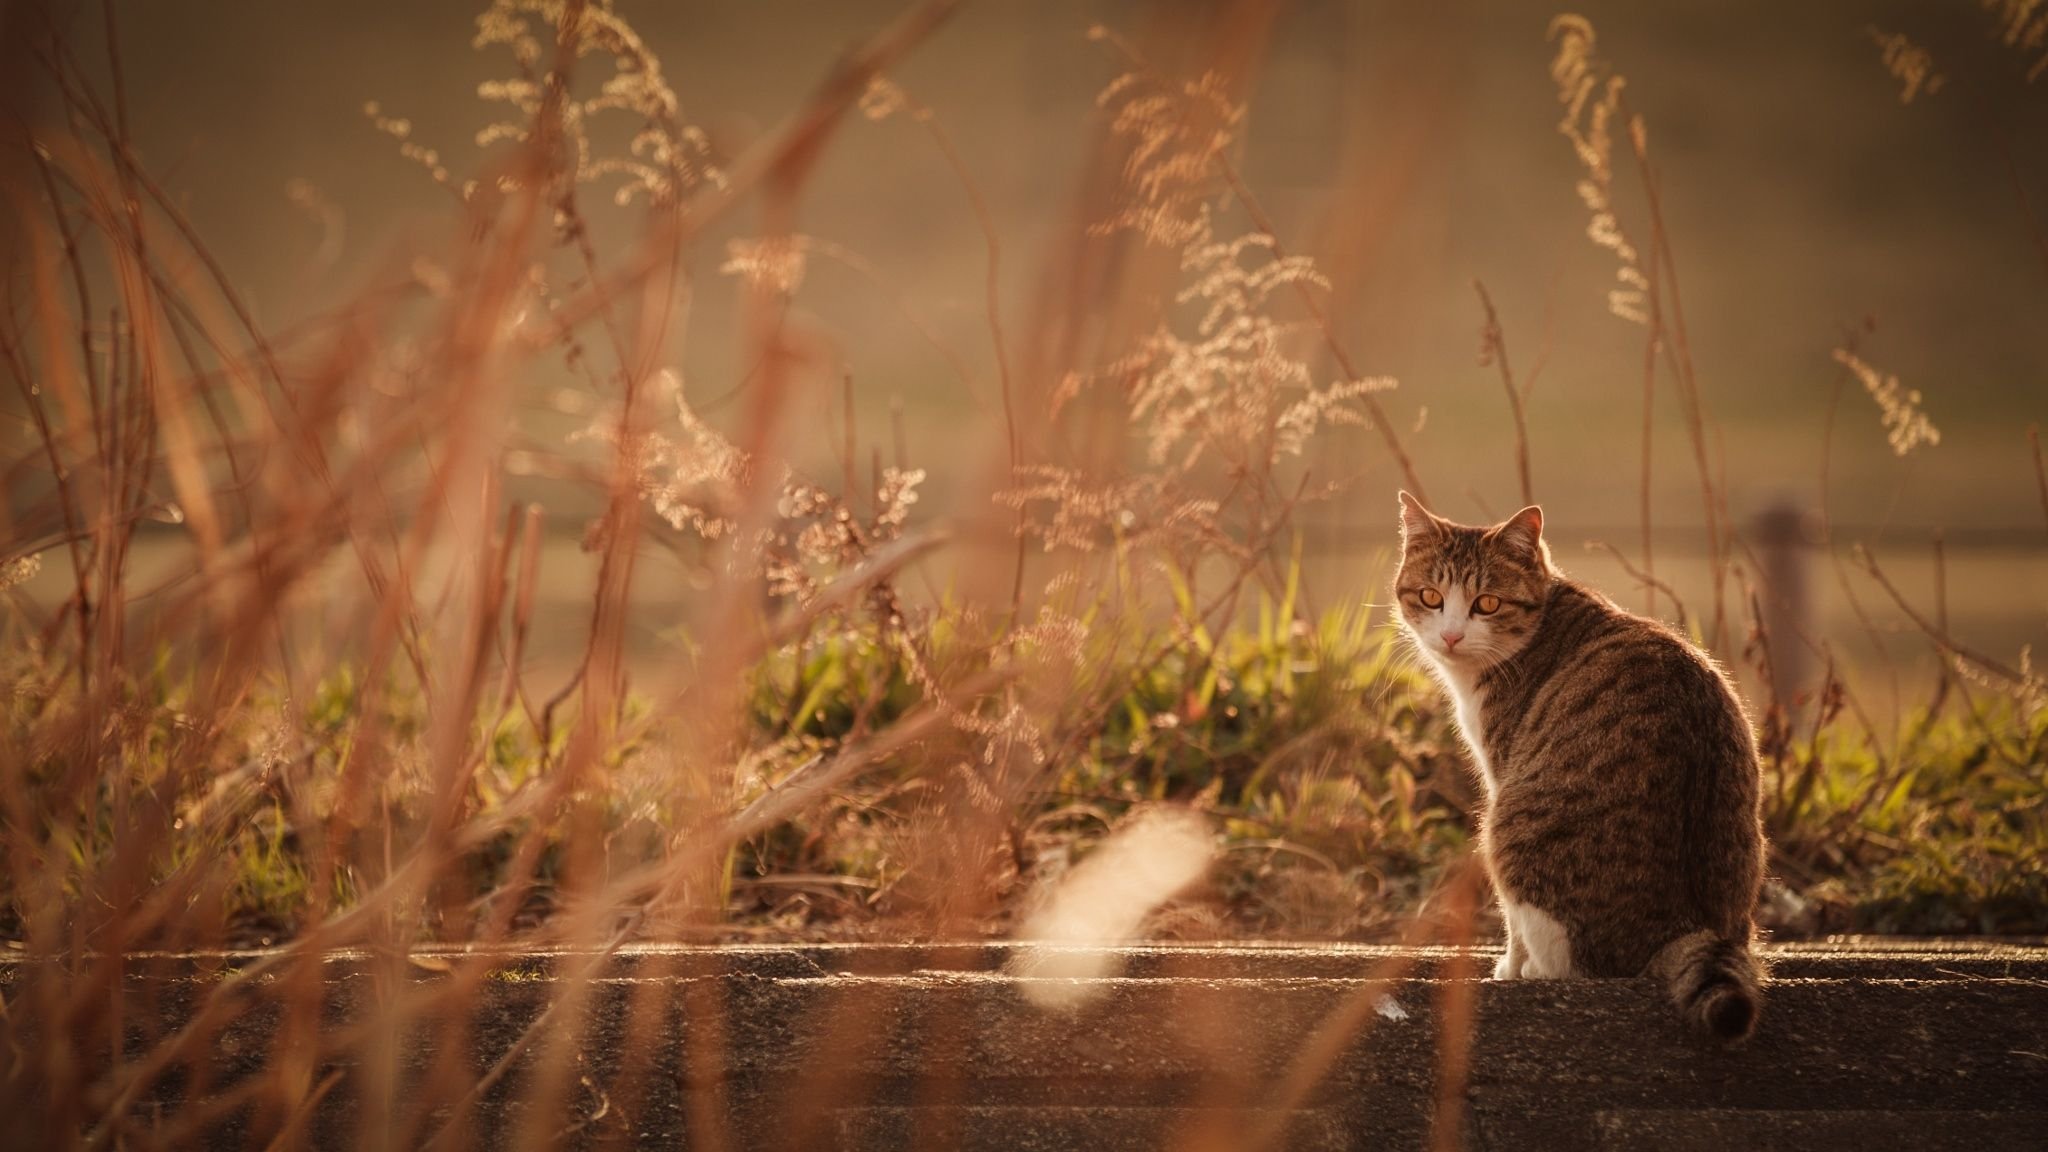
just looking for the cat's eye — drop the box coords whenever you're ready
[1419,588,1443,610]
[1472,593,1502,615]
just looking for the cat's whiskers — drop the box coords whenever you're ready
[1389,629,1435,674]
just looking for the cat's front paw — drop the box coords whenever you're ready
[1491,951,1520,980]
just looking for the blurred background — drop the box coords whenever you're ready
[8,0,2046,702]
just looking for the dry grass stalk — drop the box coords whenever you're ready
[1472,279,1534,507]
[1550,14,1730,650]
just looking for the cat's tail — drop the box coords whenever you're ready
[1651,929,1764,1042]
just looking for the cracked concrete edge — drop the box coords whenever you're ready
[8,942,2046,1150]
[12,938,2043,985]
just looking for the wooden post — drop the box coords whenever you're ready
[1751,500,1812,716]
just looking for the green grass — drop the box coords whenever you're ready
[1772,698,2048,935]
[8,594,2039,946]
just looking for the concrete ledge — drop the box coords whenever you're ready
[17,940,2048,1149]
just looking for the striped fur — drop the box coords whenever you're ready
[1395,493,1767,1041]
[1651,930,1765,1041]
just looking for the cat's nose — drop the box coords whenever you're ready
[1442,631,1464,651]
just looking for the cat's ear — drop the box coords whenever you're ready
[1397,491,1439,542]
[1491,505,1545,556]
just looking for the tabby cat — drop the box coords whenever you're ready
[1393,492,1766,1040]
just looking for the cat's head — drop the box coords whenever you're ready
[1393,491,1553,674]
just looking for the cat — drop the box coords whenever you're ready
[1393,491,1766,1041]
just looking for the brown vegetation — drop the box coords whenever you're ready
[0,2,2042,1147]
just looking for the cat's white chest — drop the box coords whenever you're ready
[1436,667,1495,798]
